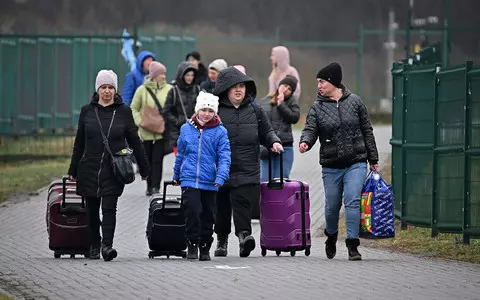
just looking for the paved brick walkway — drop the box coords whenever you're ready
[1,125,479,300]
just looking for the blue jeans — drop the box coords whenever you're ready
[260,146,294,182]
[322,162,367,239]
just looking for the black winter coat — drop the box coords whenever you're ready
[195,63,208,85]
[68,94,150,197]
[300,86,378,169]
[258,94,300,159]
[163,61,200,145]
[213,67,281,187]
[200,78,215,93]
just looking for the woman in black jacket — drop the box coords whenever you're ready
[258,75,300,182]
[162,61,200,152]
[68,70,150,261]
[212,67,282,258]
[299,62,379,261]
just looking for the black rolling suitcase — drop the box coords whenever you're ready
[146,181,187,258]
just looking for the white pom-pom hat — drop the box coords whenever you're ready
[195,91,219,114]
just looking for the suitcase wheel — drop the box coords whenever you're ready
[261,248,267,257]
[148,252,155,259]
[70,254,75,259]
[290,251,296,257]
[275,250,281,256]
[181,251,187,259]
[54,252,61,259]
[305,247,311,257]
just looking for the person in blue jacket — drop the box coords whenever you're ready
[172,91,231,261]
[122,51,156,105]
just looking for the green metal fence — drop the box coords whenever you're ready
[391,60,480,243]
[0,34,196,136]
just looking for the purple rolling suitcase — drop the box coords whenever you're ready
[260,152,311,257]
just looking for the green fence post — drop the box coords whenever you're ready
[35,37,41,132]
[463,60,473,244]
[133,24,139,57]
[53,39,59,129]
[400,64,410,230]
[13,38,21,134]
[356,24,364,98]
[443,0,450,67]
[405,2,412,59]
[442,20,450,67]
[431,63,442,237]
[71,38,77,128]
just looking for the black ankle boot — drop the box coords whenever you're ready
[187,240,199,260]
[146,187,153,196]
[238,231,255,258]
[101,245,118,262]
[199,238,213,261]
[346,238,362,261]
[89,246,100,260]
[214,235,228,257]
[324,229,338,259]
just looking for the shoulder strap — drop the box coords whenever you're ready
[251,103,262,126]
[94,107,115,158]
[145,86,163,111]
[175,86,188,119]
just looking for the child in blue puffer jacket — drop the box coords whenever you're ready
[173,91,231,261]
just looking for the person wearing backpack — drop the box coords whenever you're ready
[131,61,172,196]
[162,61,200,155]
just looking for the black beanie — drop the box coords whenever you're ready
[279,75,298,93]
[186,51,201,61]
[316,62,342,88]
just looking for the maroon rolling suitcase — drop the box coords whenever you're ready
[260,152,312,257]
[46,176,89,258]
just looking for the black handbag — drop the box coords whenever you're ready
[94,107,135,185]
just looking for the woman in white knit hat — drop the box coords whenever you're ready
[68,69,150,262]
[131,61,173,196]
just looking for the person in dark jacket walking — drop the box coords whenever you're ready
[68,70,150,261]
[259,75,300,182]
[186,51,208,85]
[212,67,283,258]
[173,91,231,261]
[162,61,200,153]
[299,62,379,261]
[200,58,228,93]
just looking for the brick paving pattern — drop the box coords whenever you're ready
[1,126,479,300]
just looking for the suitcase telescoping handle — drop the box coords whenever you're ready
[61,176,85,208]
[267,149,284,189]
[162,181,182,209]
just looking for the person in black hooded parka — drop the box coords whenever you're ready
[163,61,200,151]
[212,67,283,258]
[68,70,150,262]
